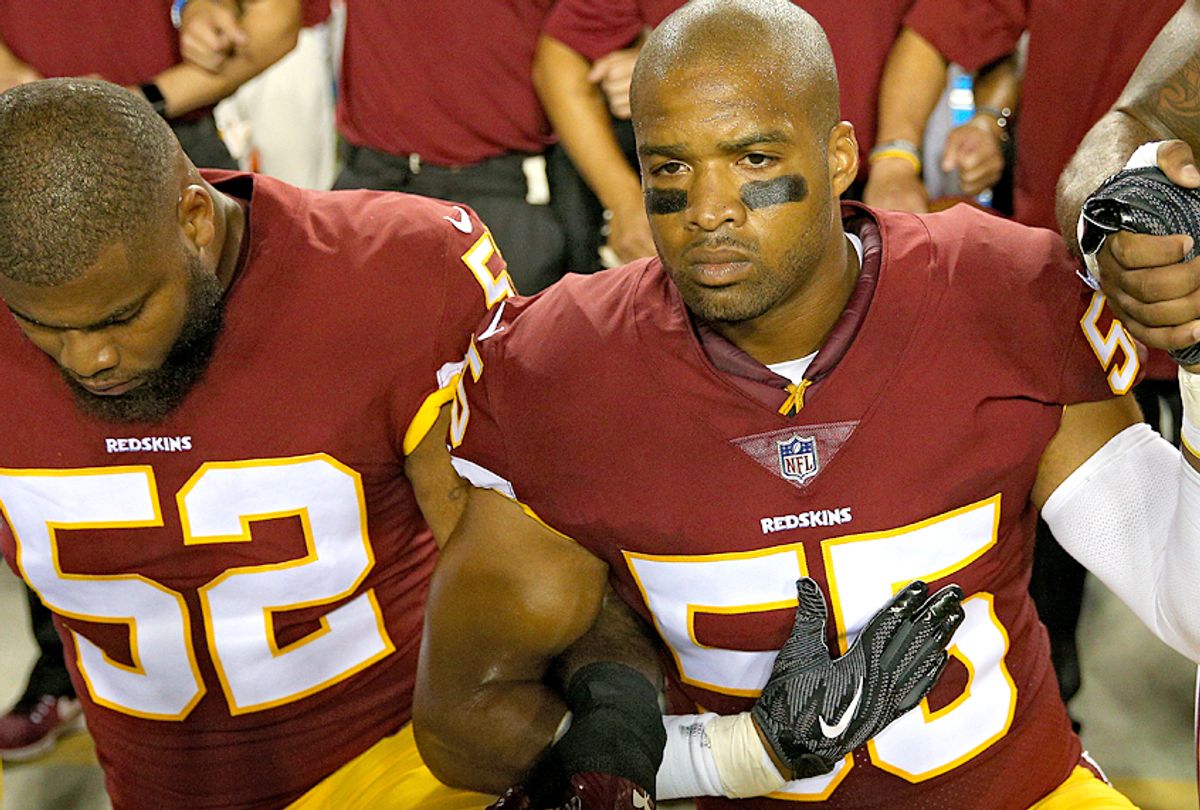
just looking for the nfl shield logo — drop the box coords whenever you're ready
[778,434,819,484]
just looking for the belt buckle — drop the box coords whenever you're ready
[408,153,421,175]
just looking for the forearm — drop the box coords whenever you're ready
[1056,111,1161,249]
[874,27,949,148]
[1057,0,1200,245]
[1043,421,1200,660]
[968,54,1019,141]
[533,35,643,214]
[156,0,301,116]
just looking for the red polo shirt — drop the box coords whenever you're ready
[0,0,177,86]
[337,0,556,166]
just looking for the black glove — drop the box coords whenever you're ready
[751,578,965,779]
[490,662,666,810]
[1079,165,1200,364]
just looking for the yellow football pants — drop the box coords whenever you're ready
[288,723,494,810]
[1031,766,1140,809]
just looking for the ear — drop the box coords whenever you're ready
[177,184,216,252]
[827,121,859,198]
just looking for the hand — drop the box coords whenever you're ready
[1155,139,1200,189]
[862,159,930,213]
[490,662,665,810]
[1097,231,1200,360]
[179,0,248,73]
[1086,141,1200,361]
[606,199,658,264]
[751,578,964,779]
[942,117,1005,196]
[0,55,41,93]
[490,773,656,810]
[588,47,640,120]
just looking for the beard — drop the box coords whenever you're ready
[65,264,226,423]
[671,242,810,325]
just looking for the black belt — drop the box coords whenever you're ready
[341,142,538,198]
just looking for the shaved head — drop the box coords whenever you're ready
[0,78,180,286]
[631,0,840,138]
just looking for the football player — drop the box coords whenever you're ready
[0,78,508,809]
[1058,0,1200,801]
[415,1,1200,808]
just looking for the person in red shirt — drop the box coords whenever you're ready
[1058,5,1200,797]
[0,0,301,170]
[0,0,306,764]
[534,0,918,266]
[415,1,1200,806]
[862,0,1187,724]
[331,0,570,294]
[864,0,1183,230]
[0,78,505,810]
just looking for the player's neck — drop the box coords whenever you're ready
[716,233,860,366]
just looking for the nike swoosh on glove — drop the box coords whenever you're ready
[1080,165,1200,365]
[751,577,965,779]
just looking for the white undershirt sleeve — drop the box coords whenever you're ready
[1042,422,1200,661]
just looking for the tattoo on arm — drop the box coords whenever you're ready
[1157,53,1200,146]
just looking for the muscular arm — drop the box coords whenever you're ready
[532,34,655,263]
[150,0,302,117]
[1057,0,1200,243]
[1034,395,1200,660]
[413,486,610,792]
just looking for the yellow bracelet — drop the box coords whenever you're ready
[868,148,922,173]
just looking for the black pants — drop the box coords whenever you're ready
[335,143,566,294]
[171,114,238,171]
[20,588,73,703]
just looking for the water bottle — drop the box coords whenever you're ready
[946,73,993,207]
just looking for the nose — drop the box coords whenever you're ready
[58,331,119,379]
[687,166,746,232]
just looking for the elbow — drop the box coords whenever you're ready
[412,710,483,792]
[412,666,504,793]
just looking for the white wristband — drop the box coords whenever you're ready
[657,713,786,799]
[1179,366,1200,456]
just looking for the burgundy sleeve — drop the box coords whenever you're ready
[924,207,1122,406]
[542,0,658,61]
[447,303,522,498]
[904,0,1026,71]
[433,205,514,374]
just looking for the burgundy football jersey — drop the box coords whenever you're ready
[451,204,1136,809]
[0,172,511,809]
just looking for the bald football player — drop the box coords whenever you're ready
[415,1,1200,808]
